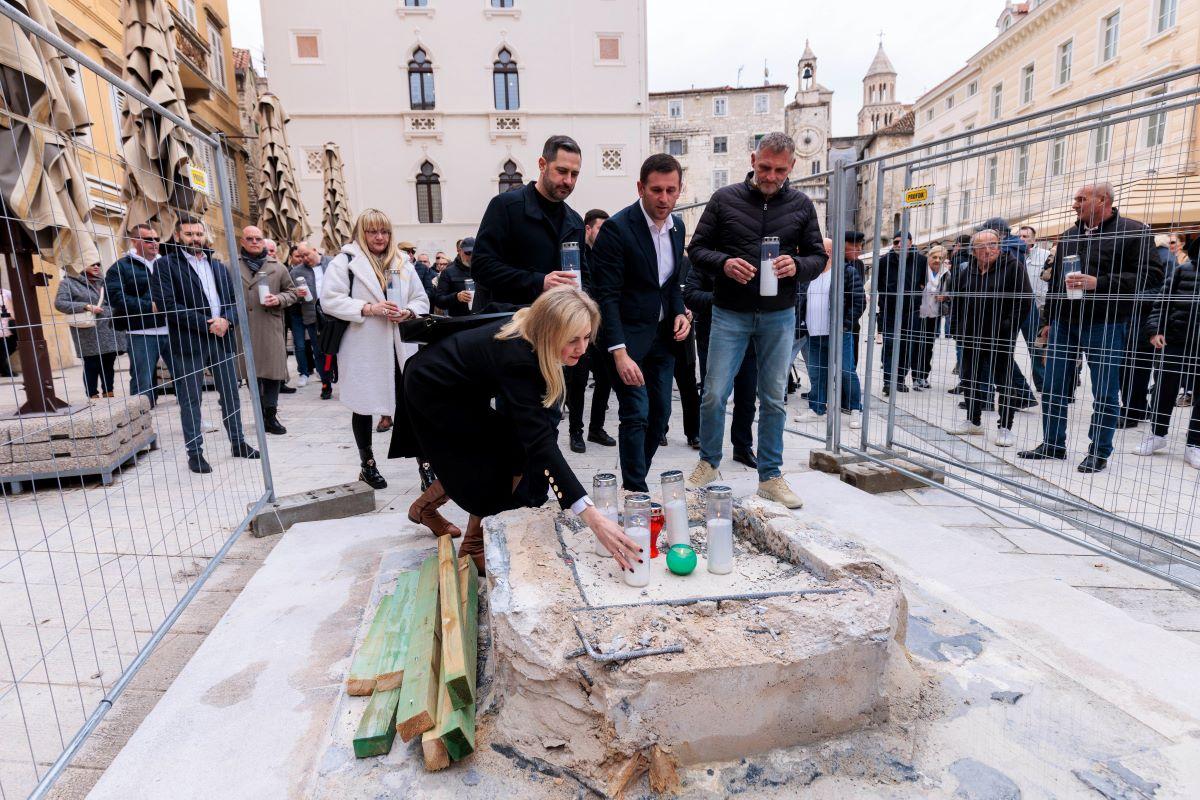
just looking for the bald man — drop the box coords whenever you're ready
[238,225,298,435]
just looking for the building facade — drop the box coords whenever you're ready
[258,0,649,253]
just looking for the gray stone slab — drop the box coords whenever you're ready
[248,482,376,537]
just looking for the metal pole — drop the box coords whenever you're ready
[859,164,887,450]
[827,163,847,452]
[885,165,913,449]
[213,135,275,501]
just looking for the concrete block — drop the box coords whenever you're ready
[249,482,376,537]
[841,458,944,494]
[0,429,155,479]
[808,448,867,474]
[0,441,11,464]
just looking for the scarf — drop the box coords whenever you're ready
[241,249,267,273]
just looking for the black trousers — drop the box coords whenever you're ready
[912,317,937,381]
[258,378,281,409]
[352,366,403,451]
[565,345,612,435]
[961,334,1017,429]
[83,352,117,397]
[880,318,917,385]
[1149,344,1200,446]
[1121,322,1156,418]
[0,334,13,376]
[672,333,700,441]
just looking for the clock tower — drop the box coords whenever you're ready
[785,41,834,226]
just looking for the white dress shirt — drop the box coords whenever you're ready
[805,269,833,336]
[609,205,675,352]
[185,250,222,320]
[126,250,169,336]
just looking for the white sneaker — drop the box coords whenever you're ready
[297,375,309,388]
[945,420,984,436]
[848,411,862,430]
[201,417,219,433]
[1185,446,1200,469]
[994,428,1016,447]
[758,476,803,509]
[1131,435,1167,456]
[687,460,721,488]
[793,408,825,423]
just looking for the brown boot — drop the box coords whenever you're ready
[459,516,485,576]
[407,479,462,538]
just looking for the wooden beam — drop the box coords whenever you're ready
[438,556,479,761]
[345,593,397,696]
[374,571,420,692]
[396,555,441,742]
[437,536,473,710]
[421,658,453,771]
[351,571,420,758]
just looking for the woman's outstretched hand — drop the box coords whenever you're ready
[580,506,642,572]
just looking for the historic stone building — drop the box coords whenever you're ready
[785,41,834,229]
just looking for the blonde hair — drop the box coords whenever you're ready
[927,245,948,262]
[351,209,402,289]
[497,287,600,408]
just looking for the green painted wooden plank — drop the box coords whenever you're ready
[351,571,420,758]
[396,555,441,742]
[437,536,473,710]
[440,556,479,761]
[374,571,421,691]
[346,592,396,696]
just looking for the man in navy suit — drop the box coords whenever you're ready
[592,154,691,491]
[152,215,260,474]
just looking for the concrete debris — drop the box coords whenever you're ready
[1073,759,1160,800]
[989,690,1024,705]
[949,758,1021,799]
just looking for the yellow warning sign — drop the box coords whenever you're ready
[188,164,210,196]
[903,186,931,207]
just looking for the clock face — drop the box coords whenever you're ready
[798,126,823,156]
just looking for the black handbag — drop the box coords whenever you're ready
[397,312,513,345]
[317,268,354,380]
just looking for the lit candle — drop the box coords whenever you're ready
[560,242,581,284]
[759,236,780,297]
[660,470,689,547]
[705,485,734,575]
[623,494,651,588]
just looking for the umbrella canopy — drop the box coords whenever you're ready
[255,92,310,252]
[119,0,206,237]
[320,141,351,254]
[0,0,99,270]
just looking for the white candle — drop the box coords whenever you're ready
[706,518,733,574]
[664,499,689,547]
[594,508,618,556]
[256,282,271,304]
[759,260,778,296]
[623,525,650,587]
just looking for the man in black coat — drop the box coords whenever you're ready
[471,135,586,311]
[563,210,615,453]
[433,237,477,317]
[844,230,867,368]
[106,221,169,406]
[152,215,259,474]
[591,154,691,491]
[876,231,928,394]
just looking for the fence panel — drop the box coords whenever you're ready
[827,67,1200,591]
[0,7,272,797]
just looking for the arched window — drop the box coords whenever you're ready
[416,161,442,223]
[498,159,523,193]
[493,48,519,110]
[408,48,434,110]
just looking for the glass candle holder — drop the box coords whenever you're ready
[623,494,651,588]
[759,236,780,297]
[294,275,314,303]
[649,503,664,559]
[386,268,404,308]
[560,242,581,281]
[464,278,476,305]
[592,473,618,556]
[705,485,734,575]
[256,274,271,305]
[660,470,689,547]
[1061,254,1084,300]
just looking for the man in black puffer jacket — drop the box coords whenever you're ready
[684,132,825,508]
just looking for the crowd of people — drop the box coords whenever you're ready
[37,131,1200,571]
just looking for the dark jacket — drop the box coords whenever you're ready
[105,254,167,332]
[682,256,715,348]
[402,320,584,517]
[434,257,474,317]
[288,259,326,326]
[472,181,586,310]
[686,174,825,313]
[876,247,928,327]
[152,243,241,356]
[796,263,866,336]
[955,252,1032,346]
[1043,209,1164,328]
[414,261,438,303]
[1145,258,1199,352]
[590,201,686,360]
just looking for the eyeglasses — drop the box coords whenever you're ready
[133,237,160,244]
[244,236,264,242]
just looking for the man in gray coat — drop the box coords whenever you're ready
[237,226,298,434]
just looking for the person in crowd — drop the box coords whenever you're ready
[1166,233,1192,408]
[403,288,634,574]
[319,209,441,510]
[1134,238,1200,467]
[288,244,332,396]
[591,154,691,491]
[433,237,476,318]
[563,210,616,453]
[1019,183,1163,473]
[971,219,1038,408]
[944,229,1032,446]
[685,132,824,508]
[0,285,14,377]
[106,222,168,405]
[237,226,298,436]
[416,253,431,269]
[844,230,867,368]
[914,244,950,391]
[152,215,259,473]
[1117,224,1169,429]
[665,256,701,450]
[433,252,450,272]
[1017,225,1051,394]
[262,239,277,260]
[683,255,757,466]
[472,135,586,311]
[55,262,125,400]
[402,240,437,301]
[876,231,927,394]
[794,237,866,428]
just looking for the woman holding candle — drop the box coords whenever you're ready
[320,210,457,540]
[402,287,638,574]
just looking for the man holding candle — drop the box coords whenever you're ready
[591,154,691,491]
[288,244,332,393]
[433,237,476,318]
[236,226,299,435]
[685,132,825,508]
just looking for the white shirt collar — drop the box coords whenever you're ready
[640,203,673,237]
[127,249,156,269]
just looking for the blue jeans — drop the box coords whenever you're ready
[611,334,675,492]
[804,332,862,414]
[289,315,328,382]
[700,306,795,481]
[1041,321,1127,458]
[127,333,170,406]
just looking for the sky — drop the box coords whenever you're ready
[228,0,1003,138]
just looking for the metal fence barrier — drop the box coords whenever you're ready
[808,66,1200,592]
[0,5,272,797]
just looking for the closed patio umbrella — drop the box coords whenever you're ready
[255,92,310,256]
[320,141,351,254]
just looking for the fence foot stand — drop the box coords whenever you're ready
[809,449,867,474]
